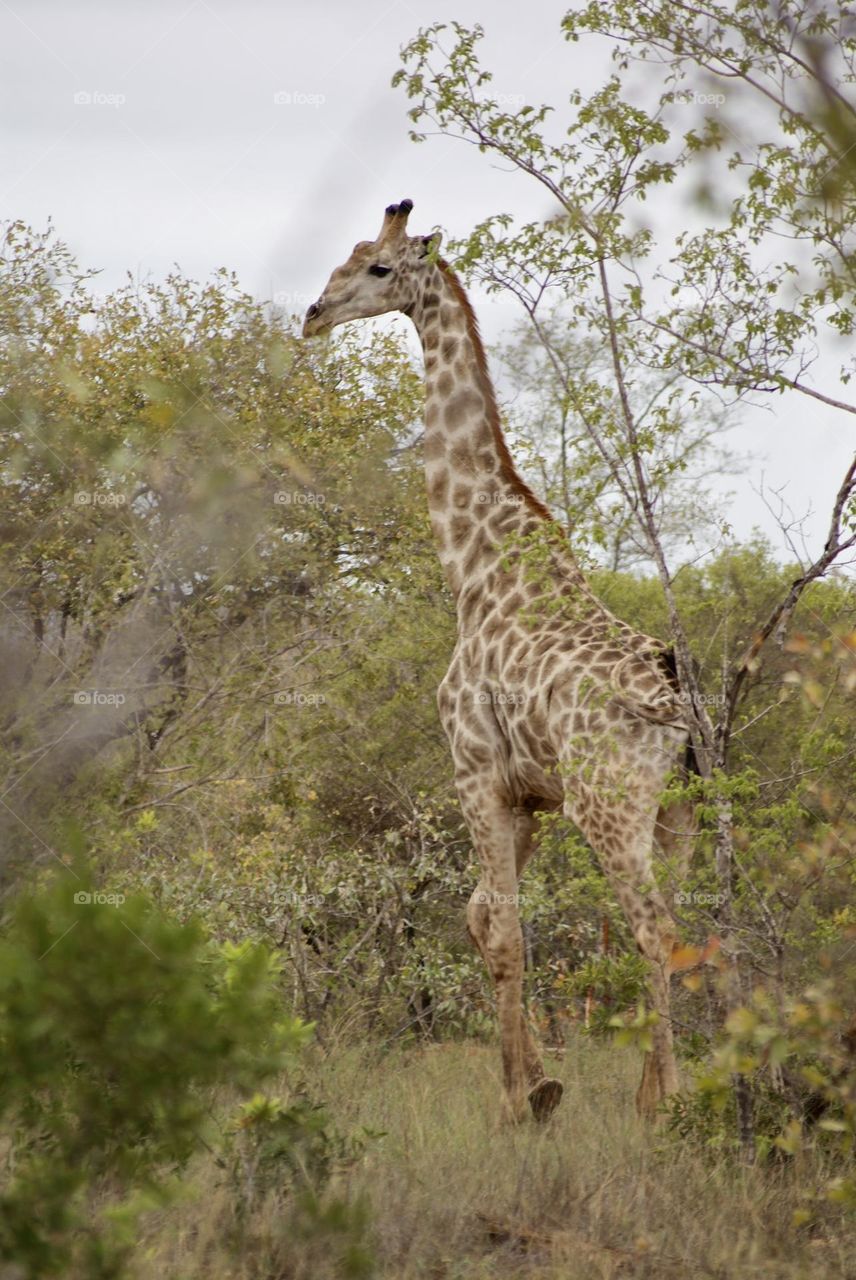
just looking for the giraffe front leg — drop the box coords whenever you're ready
[467,884,562,1122]
[490,896,528,1125]
[466,881,527,1123]
[460,790,530,1124]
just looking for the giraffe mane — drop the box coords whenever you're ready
[439,262,554,524]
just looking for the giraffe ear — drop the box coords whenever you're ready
[420,231,442,257]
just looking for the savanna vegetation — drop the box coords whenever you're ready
[1,2,856,1276]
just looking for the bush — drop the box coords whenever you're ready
[559,952,648,1036]
[0,866,349,1278]
[222,1092,375,1278]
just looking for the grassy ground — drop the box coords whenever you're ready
[137,1036,855,1279]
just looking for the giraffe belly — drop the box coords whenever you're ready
[507,749,565,808]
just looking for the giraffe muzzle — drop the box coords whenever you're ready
[302,300,327,338]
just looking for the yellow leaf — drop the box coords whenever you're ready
[670,944,701,973]
[803,679,825,708]
[726,1006,757,1035]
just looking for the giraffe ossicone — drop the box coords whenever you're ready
[304,199,695,1124]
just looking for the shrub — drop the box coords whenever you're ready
[0,867,319,1277]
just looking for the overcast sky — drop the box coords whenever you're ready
[2,0,853,560]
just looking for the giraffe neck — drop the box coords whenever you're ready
[407,263,584,611]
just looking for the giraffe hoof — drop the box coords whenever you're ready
[528,1076,563,1122]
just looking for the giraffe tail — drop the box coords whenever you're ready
[609,647,688,728]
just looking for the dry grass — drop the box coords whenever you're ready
[136,1036,855,1279]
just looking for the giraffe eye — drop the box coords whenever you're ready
[368,264,392,277]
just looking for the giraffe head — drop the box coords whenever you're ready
[302,199,441,337]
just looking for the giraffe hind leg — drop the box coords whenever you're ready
[566,784,681,1119]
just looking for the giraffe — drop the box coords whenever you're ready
[303,199,695,1123]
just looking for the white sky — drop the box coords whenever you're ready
[2,0,853,561]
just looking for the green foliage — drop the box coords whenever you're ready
[606,1002,660,1055]
[396,7,856,402]
[561,952,648,1036]
[221,1092,375,1278]
[0,216,429,881]
[0,867,317,1277]
[0,2,851,1268]
[664,970,856,1208]
[664,1069,795,1161]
